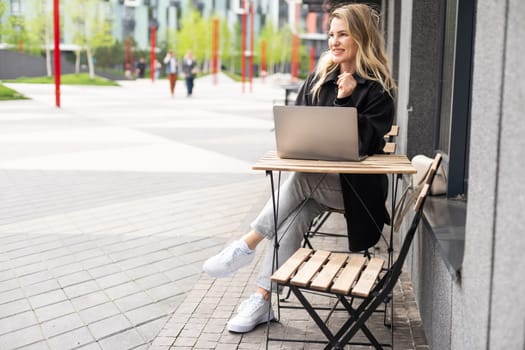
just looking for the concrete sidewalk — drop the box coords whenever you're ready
[0,75,427,350]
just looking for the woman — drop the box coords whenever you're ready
[203,3,396,334]
[182,50,197,97]
[163,51,178,97]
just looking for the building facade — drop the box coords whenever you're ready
[384,0,525,348]
[0,0,288,50]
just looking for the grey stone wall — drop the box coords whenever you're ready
[0,50,79,79]
[397,0,525,349]
[455,0,505,347]
[457,0,525,348]
[485,0,525,347]
[405,0,442,159]
[0,50,50,79]
[0,50,126,81]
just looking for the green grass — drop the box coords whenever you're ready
[0,84,28,100]
[222,71,242,82]
[5,73,119,86]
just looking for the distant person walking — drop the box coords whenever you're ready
[163,51,178,97]
[136,58,146,78]
[182,51,197,97]
[154,59,161,80]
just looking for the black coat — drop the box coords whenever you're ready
[295,69,394,251]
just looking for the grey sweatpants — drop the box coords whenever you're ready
[251,172,345,291]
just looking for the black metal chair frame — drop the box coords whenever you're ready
[262,171,400,347]
[265,154,442,350]
[280,172,401,325]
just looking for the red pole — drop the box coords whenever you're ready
[261,39,267,82]
[150,26,156,82]
[249,0,254,92]
[291,2,301,81]
[212,18,219,85]
[241,0,246,93]
[291,35,300,80]
[130,40,134,79]
[53,0,60,108]
[124,39,128,72]
[309,46,316,72]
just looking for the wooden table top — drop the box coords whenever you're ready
[252,151,416,175]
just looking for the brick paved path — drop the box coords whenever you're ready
[152,213,428,350]
[0,75,427,350]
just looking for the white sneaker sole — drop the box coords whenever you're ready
[227,309,275,333]
[202,249,255,278]
[202,261,233,278]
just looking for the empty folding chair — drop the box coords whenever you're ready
[267,153,442,350]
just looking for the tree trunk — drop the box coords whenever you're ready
[86,46,95,79]
[75,50,81,73]
[45,26,52,77]
[46,47,52,77]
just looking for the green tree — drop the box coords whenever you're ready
[172,7,210,70]
[0,2,6,42]
[256,20,276,72]
[66,0,114,78]
[219,17,231,72]
[256,20,292,74]
[3,14,28,51]
[277,25,293,73]
[94,40,124,69]
[25,0,53,76]
[229,21,241,74]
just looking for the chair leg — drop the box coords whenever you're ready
[335,290,394,350]
[336,296,385,350]
[290,286,341,349]
[289,286,388,350]
[280,286,293,302]
[309,211,332,236]
[383,293,393,327]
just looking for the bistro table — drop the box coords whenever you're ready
[253,151,416,174]
[252,150,417,347]
[252,151,416,245]
[252,151,416,261]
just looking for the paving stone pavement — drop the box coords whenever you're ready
[0,74,428,350]
[152,213,429,350]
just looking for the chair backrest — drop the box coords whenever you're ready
[393,152,442,231]
[414,153,442,212]
[383,125,399,154]
[321,155,443,348]
[376,153,442,296]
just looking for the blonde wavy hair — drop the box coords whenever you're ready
[311,4,396,101]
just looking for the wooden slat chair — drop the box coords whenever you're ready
[268,153,442,350]
[303,125,400,251]
[383,124,399,154]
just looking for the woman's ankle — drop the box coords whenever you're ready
[256,287,271,301]
[242,231,264,250]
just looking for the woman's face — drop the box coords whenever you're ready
[328,17,358,71]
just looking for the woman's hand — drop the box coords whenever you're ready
[336,72,357,99]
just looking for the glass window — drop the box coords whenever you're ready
[10,0,21,15]
[438,0,457,155]
[437,0,475,198]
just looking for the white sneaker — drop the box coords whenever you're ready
[202,240,255,278]
[227,293,275,333]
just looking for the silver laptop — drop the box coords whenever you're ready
[273,105,366,161]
